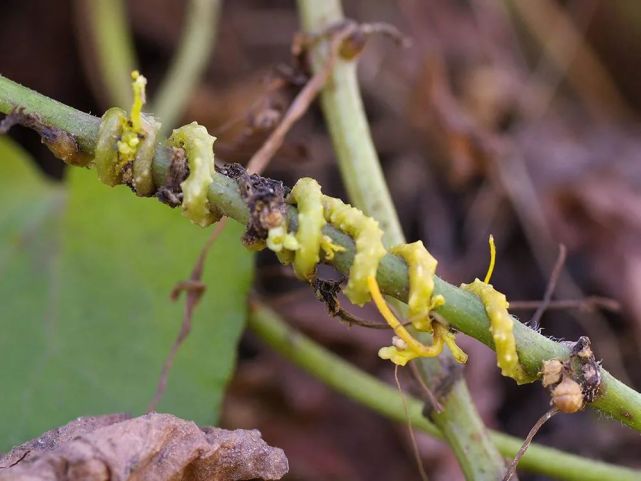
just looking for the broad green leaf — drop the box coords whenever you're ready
[0,138,253,450]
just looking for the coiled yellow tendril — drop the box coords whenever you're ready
[268,178,467,366]
[391,242,444,331]
[92,75,529,376]
[286,178,326,279]
[275,177,387,306]
[93,71,219,226]
[168,122,220,227]
[461,236,533,384]
[322,195,387,306]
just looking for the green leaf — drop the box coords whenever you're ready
[0,138,254,450]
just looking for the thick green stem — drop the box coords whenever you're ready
[248,304,640,481]
[151,0,222,134]
[1,74,640,433]
[84,0,138,108]
[296,0,403,245]
[0,77,100,153]
[296,1,508,479]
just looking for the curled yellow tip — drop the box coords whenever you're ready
[483,234,496,284]
[130,70,147,132]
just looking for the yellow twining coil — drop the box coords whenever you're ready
[461,236,533,384]
[273,178,467,366]
[168,122,219,227]
[94,71,219,227]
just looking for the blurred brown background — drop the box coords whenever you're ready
[2,0,641,479]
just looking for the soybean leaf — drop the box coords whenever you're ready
[0,138,253,450]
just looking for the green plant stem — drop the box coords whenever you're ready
[296,0,402,245]
[151,0,222,134]
[248,304,640,481]
[1,73,640,433]
[296,1,507,479]
[85,0,138,108]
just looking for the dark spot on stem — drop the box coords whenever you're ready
[0,108,90,166]
[217,163,288,248]
[156,146,188,207]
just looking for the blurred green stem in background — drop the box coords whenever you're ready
[296,1,507,479]
[248,303,640,481]
[84,0,138,108]
[83,0,222,134]
[151,0,223,134]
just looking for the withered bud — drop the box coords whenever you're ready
[541,359,564,388]
[551,377,584,413]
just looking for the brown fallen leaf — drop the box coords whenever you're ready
[0,413,288,481]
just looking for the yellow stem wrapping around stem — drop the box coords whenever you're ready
[168,122,221,227]
[369,275,447,366]
[390,241,444,330]
[322,197,387,306]
[288,177,326,280]
[462,279,533,384]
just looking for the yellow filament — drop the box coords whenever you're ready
[130,70,146,132]
[367,275,466,366]
[439,326,469,364]
[484,234,496,284]
[320,235,345,261]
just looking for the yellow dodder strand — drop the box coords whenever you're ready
[117,71,148,164]
[368,276,444,366]
[169,122,220,227]
[129,70,146,132]
[323,197,386,306]
[390,241,444,331]
[462,279,532,384]
[320,235,345,260]
[438,324,469,364]
[132,115,159,196]
[95,71,156,196]
[288,178,326,280]
[94,107,127,186]
[484,234,497,284]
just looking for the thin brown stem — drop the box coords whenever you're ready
[502,408,559,481]
[529,244,566,329]
[245,23,356,175]
[409,360,443,413]
[395,365,429,481]
[148,216,229,411]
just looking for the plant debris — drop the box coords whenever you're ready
[0,413,288,481]
[218,163,289,248]
[156,146,189,207]
[311,277,398,329]
[541,336,602,413]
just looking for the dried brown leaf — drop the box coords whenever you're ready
[0,413,288,481]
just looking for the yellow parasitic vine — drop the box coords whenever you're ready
[269,179,529,379]
[168,122,221,227]
[93,71,219,227]
[461,236,533,384]
[272,178,467,366]
[92,75,530,379]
